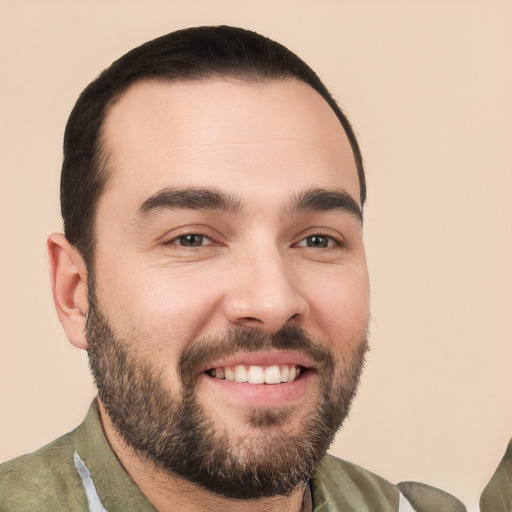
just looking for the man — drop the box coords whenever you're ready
[0,26,466,511]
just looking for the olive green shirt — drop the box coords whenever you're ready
[0,401,465,511]
[480,437,512,512]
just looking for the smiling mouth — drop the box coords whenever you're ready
[205,364,303,384]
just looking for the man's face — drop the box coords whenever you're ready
[87,78,369,497]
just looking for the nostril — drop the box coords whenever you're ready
[287,313,303,325]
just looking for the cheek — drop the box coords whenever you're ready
[307,266,370,347]
[96,261,226,348]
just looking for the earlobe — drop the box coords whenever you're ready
[47,233,89,350]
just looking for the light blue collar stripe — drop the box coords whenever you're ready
[74,451,108,512]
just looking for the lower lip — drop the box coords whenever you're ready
[199,371,313,407]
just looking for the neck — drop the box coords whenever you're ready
[98,402,307,512]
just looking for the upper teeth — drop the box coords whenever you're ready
[209,364,301,384]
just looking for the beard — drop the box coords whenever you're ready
[86,288,368,500]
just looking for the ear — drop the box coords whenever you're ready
[47,233,89,350]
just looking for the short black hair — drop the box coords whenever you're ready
[61,25,365,265]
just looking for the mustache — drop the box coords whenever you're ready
[178,324,335,384]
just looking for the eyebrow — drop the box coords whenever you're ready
[136,187,243,218]
[289,188,363,222]
[136,185,362,223]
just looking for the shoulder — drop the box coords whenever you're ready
[312,454,467,512]
[312,453,399,511]
[480,437,512,512]
[0,432,87,511]
[398,481,467,512]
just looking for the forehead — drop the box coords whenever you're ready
[99,78,360,215]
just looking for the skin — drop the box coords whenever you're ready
[48,78,370,511]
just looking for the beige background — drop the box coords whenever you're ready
[1,1,511,510]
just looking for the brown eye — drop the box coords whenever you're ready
[297,235,336,248]
[174,234,210,247]
[307,236,329,248]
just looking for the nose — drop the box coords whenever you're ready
[223,247,309,333]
